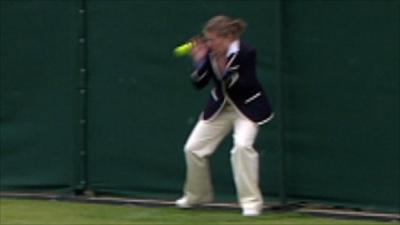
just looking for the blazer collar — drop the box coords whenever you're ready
[226,40,240,58]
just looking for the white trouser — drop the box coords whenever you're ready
[182,104,263,211]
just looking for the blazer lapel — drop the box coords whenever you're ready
[225,53,238,71]
[210,52,239,80]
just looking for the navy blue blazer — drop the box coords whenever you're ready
[190,41,274,124]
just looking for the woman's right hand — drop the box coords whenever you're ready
[191,38,208,63]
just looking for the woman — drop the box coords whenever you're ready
[176,15,274,216]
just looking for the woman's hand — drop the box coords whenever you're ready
[191,38,208,63]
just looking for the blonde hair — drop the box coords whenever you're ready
[203,15,247,38]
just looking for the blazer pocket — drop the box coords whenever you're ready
[244,92,261,104]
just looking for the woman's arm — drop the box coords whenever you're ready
[190,38,213,89]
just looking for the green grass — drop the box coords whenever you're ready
[0,198,393,225]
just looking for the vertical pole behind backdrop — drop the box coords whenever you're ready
[275,0,287,205]
[76,0,89,193]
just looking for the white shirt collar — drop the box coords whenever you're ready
[226,40,240,58]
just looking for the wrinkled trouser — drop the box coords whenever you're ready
[182,104,263,211]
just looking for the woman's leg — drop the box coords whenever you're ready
[231,116,263,215]
[177,112,233,206]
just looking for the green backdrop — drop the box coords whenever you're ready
[282,0,399,211]
[1,0,398,213]
[0,0,83,192]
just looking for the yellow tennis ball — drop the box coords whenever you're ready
[174,42,194,57]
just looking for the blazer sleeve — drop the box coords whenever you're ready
[190,58,213,89]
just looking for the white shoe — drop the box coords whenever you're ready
[242,208,262,216]
[176,196,213,209]
[175,197,194,208]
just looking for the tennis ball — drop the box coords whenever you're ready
[174,42,194,57]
